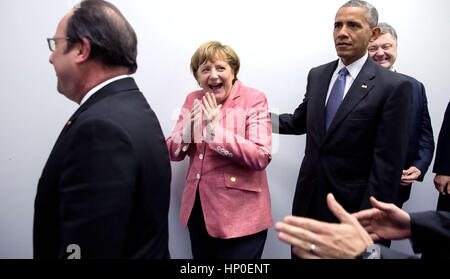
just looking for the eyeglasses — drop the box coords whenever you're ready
[47,37,70,52]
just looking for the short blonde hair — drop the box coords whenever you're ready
[190,41,240,83]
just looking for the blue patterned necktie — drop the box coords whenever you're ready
[325,67,348,131]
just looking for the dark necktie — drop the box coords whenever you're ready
[325,67,348,131]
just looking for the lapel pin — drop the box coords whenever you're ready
[361,84,368,89]
[67,120,72,126]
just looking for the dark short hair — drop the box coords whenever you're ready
[341,0,378,28]
[65,0,138,74]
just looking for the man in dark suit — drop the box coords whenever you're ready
[368,22,435,207]
[34,0,171,259]
[271,0,413,225]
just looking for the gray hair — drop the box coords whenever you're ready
[378,22,398,41]
[341,0,379,28]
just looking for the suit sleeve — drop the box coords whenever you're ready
[410,211,450,254]
[379,245,419,259]
[58,119,136,258]
[270,71,310,135]
[208,92,272,171]
[433,102,450,175]
[411,83,435,181]
[362,79,413,208]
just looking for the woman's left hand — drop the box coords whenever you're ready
[202,92,222,137]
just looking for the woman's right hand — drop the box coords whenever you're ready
[182,98,203,144]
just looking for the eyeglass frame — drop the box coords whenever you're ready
[47,37,71,52]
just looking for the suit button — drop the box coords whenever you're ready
[199,154,203,160]
[196,173,200,179]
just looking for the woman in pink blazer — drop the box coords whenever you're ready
[166,41,273,259]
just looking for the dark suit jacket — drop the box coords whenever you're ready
[396,74,434,206]
[379,211,450,259]
[34,77,171,259]
[435,101,450,211]
[272,57,413,222]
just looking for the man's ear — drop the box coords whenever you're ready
[74,38,91,64]
[369,27,381,43]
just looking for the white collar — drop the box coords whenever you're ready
[80,75,130,105]
[336,52,369,80]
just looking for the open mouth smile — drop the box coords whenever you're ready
[209,83,223,90]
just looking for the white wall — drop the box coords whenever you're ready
[0,0,448,258]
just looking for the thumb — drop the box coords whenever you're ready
[327,193,354,224]
[369,196,395,212]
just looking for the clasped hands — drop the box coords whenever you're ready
[182,92,222,144]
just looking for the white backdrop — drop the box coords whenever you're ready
[0,0,449,258]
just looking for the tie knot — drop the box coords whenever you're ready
[339,67,348,77]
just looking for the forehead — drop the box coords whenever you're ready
[199,55,229,67]
[55,11,73,35]
[372,33,396,45]
[335,6,368,24]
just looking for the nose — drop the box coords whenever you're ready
[49,52,54,65]
[375,48,384,57]
[337,26,349,38]
[210,68,218,79]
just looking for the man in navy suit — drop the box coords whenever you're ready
[34,0,171,258]
[271,0,412,229]
[368,22,435,207]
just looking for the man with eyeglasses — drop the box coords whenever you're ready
[34,0,171,259]
[368,23,435,208]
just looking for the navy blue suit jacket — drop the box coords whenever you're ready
[396,74,435,206]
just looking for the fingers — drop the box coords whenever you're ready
[275,220,320,248]
[442,184,449,196]
[434,175,450,195]
[326,193,355,224]
[292,246,321,259]
[282,215,329,234]
[203,92,216,111]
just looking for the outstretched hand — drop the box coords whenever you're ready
[275,193,373,259]
[353,197,412,241]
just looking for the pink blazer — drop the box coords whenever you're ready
[166,80,273,239]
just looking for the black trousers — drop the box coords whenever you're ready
[187,190,267,259]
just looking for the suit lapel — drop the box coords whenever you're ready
[324,58,377,140]
[218,80,241,122]
[313,61,338,141]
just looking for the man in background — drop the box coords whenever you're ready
[34,0,171,258]
[368,22,434,208]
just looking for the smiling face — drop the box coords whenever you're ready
[334,7,379,65]
[368,33,398,70]
[196,57,235,105]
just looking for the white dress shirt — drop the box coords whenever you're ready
[325,53,369,105]
[80,75,130,105]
